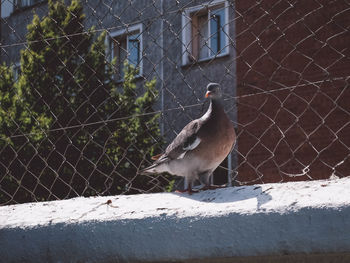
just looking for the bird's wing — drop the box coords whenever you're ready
[154,120,202,164]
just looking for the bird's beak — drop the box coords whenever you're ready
[205,91,211,98]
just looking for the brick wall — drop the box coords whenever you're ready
[235,0,350,184]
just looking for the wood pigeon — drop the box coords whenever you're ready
[140,83,236,194]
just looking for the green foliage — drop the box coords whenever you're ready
[0,64,16,141]
[0,0,165,204]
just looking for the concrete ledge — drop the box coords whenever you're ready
[1,177,350,262]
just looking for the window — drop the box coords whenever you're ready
[182,1,229,65]
[13,62,21,82]
[108,24,143,81]
[14,0,44,10]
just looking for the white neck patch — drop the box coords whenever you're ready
[200,102,212,121]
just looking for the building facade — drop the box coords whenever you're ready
[1,0,237,185]
[1,0,349,188]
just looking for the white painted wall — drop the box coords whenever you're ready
[1,177,350,262]
[1,0,13,18]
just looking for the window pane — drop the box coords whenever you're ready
[119,39,127,79]
[14,0,40,9]
[198,14,209,60]
[13,65,21,82]
[111,32,141,80]
[112,38,127,80]
[128,33,140,67]
[23,0,31,7]
[210,14,220,55]
[210,8,226,56]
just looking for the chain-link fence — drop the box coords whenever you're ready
[0,0,349,205]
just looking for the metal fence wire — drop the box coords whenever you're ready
[0,0,349,205]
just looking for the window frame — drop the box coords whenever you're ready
[181,0,229,65]
[107,23,143,81]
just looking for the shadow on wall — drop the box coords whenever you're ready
[173,185,273,210]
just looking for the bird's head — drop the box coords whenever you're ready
[205,83,222,100]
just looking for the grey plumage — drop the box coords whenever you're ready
[140,83,236,193]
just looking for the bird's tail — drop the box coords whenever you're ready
[139,154,169,175]
[139,163,159,175]
[139,159,169,175]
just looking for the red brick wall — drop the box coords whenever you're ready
[235,0,350,184]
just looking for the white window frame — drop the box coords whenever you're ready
[181,0,229,65]
[107,23,143,81]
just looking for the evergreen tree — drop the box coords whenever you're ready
[0,0,165,204]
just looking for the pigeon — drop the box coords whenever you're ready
[140,83,236,194]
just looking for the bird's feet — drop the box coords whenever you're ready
[200,184,227,191]
[175,184,226,194]
[175,188,200,195]
[175,182,200,195]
